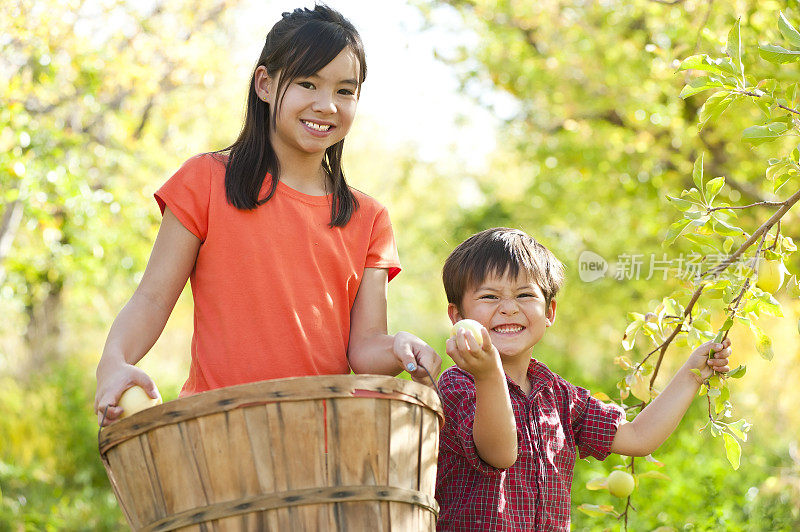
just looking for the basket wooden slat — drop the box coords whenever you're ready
[100,375,442,531]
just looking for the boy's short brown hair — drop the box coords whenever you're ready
[443,227,565,311]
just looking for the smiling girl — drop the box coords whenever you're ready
[94,5,440,424]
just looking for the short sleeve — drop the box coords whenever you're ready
[154,154,213,241]
[564,381,625,460]
[438,368,506,477]
[365,207,401,281]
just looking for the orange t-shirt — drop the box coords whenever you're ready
[154,154,401,396]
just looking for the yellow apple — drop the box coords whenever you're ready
[118,385,162,419]
[451,319,485,347]
[756,258,785,294]
[607,470,635,498]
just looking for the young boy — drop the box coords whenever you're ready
[435,228,731,531]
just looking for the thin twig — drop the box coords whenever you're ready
[738,90,800,115]
[707,201,783,212]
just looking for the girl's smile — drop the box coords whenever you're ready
[300,118,335,135]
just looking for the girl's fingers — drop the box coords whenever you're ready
[98,405,123,426]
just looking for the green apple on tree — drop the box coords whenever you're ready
[451,318,485,347]
[607,470,635,498]
[118,385,162,419]
[755,257,786,294]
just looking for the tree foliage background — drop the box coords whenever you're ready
[2,0,799,530]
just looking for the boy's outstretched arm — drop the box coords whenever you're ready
[446,327,518,468]
[610,338,732,457]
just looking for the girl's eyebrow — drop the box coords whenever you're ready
[307,73,359,86]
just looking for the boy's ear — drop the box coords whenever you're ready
[545,299,557,327]
[447,303,463,325]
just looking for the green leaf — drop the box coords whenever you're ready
[742,122,789,145]
[577,504,619,518]
[705,176,725,202]
[758,43,800,64]
[723,432,742,470]
[645,454,664,467]
[775,171,793,193]
[622,320,642,351]
[727,364,746,378]
[727,419,752,441]
[678,54,740,76]
[766,160,793,181]
[723,237,735,254]
[664,218,691,246]
[754,291,783,317]
[715,385,730,413]
[585,476,608,490]
[680,77,723,99]
[779,12,800,48]
[637,470,671,481]
[683,232,720,252]
[692,154,705,190]
[749,322,775,360]
[699,92,736,130]
[666,194,694,211]
[726,18,743,77]
[713,218,746,237]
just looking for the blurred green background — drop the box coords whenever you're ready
[1,0,799,530]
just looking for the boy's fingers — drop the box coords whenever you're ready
[479,327,493,351]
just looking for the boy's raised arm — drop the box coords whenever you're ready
[447,327,518,469]
[610,338,732,456]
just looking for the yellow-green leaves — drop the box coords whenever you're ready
[742,122,789,145]
[758,14,800,64]
[577,504,619,518]
[758,44,800,64]
[750,322,775,361]
[723,432,742,470]
[779,11,800,47]
[726,18,744,80]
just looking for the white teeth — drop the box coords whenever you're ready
[494,325,523,333]
[303,120,331,131]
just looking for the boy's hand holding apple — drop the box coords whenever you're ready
[447,319,503,380]
[683,337,732,383]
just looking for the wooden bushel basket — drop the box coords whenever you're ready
[98,375,443,531]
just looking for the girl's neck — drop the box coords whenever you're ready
[275,149,329,196]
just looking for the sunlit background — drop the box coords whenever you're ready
[2,0,799,529]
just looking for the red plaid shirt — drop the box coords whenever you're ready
[435,359,624,531]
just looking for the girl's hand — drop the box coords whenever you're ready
[94,362,160,426]
[445,326,503,381]
[683,337,732,382]
[393,331,442,386]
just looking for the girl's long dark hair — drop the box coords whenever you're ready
[217,5,366,227]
